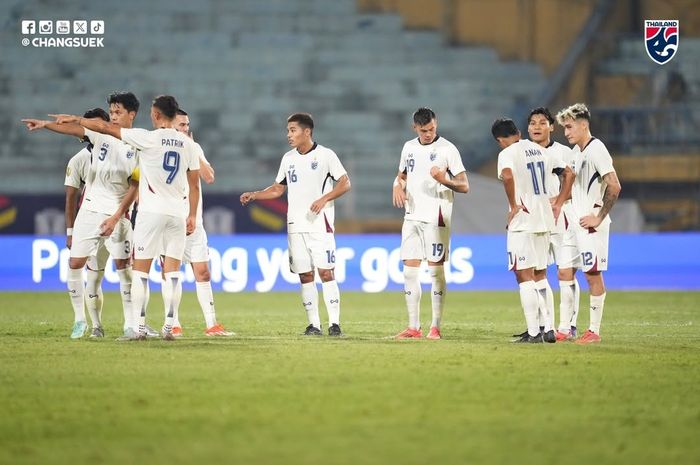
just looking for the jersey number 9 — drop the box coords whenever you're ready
[163,151,180,184]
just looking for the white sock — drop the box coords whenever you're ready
[173,274,183,327]
[589,292,606,334]
[131,271,149,334]
[116,267,133,331]
[404,266,421,329]
[85,268,104,328]
[519,281,540,337]
[571,277,581,328]
[196,280,217,328]
[559,280,575,332]
[321,280,340,326]
[535,279,554,332]
[162,272,181,332]
[300,282,321,329]
[429,265,445,329]
[67,267,86,323]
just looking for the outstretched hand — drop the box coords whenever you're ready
[240,192,256,206]
[48,114,79,124]
[21,119,47,131]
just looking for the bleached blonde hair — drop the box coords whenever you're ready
[556,103,590,125]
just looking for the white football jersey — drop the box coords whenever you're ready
[64,147,91,189]
[121,127,200,219]
[570,137,615,228]
[274,143,347,234]
[544,141,575,233]
[399,136,466,226]
[81,129,138,215]
[497,139,564,233]
[193,141,206,226]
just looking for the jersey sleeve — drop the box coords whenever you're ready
[550,148,566,173]
[82,128,101,146]
[327,150,347,181]
[446,145,466,176]
[194,142,209,165]
[275,158,287,185]
[64,150,85,188]
[497,146,515,180]
[186,140,201,171]
[591,142,615,177]
[120,128,155,151]
[398,143,408,173]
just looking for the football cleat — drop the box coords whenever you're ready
[513,332,544,344]
[555,330,574,341]
[171,326,183,337]
[89,326,105,338]
[205,324,234,337]
[144,324,160,338]
[328,324,343,337]
[426,327,442,340]
[303,324,322,336]
[116,328,141,341]
[161,328,176,341]
[70,320,88,339]
[395,328,422,339]
[543,329,556,343]
[512,329,529,338]
[575,329,601,345]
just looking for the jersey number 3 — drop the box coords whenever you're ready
[163,151,180,184]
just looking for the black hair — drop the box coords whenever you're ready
[413,107,436,126]
[82,108,109,122]
[287,113,314,131]
[81,108,109,144]
[107,91,139,113]
[528,107,555,125]
[152,95,180,120]
[491,118,519,139]
[176,108,188,116]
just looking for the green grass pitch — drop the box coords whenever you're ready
[0,290,699,465]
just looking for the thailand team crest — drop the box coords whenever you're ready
[645,20,678,65]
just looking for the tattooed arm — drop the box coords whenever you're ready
[579,171,621,229]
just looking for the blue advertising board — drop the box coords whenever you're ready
[0,233,698,292]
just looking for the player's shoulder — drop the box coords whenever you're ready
[314,143,339,158]
[403,138,420,150]
[587,137,610,154]
[550,141,572,152]
[435,135,457,150]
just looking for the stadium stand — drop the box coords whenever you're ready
[0,0,543,225]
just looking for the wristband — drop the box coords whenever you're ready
[66,228,73,235]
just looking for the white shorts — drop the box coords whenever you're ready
[133,212,186,260]
[288,232,336,274]
[400,220,450,262]
[183,224,210,264]
[574,223,610,272]
[549,229,580,269]
[507,231,549,271]
[71,209,132,260]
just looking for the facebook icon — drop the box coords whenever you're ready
[21,20,35,34]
